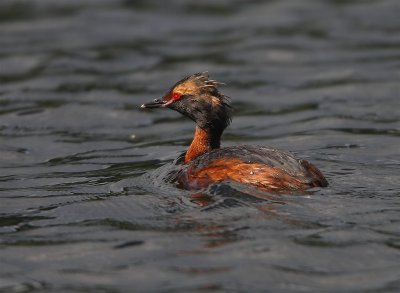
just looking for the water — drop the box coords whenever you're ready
[1,0,400,291]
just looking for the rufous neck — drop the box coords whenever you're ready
[184,126,221,163]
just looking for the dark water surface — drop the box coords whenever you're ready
[1,0,400,292]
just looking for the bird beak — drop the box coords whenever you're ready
[141,99,167,109]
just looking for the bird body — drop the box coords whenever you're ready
[142,73,327,192]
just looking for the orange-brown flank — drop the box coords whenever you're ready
[178,158,324,192]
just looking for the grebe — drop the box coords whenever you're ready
[141,73,328,193]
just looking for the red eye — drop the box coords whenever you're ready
[172,92,181,101]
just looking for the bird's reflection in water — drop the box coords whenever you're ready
[178,182,321,249]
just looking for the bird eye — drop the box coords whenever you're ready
[172,92,181,101]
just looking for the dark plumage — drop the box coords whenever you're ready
[143,73,231,130]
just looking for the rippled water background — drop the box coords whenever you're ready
[1,0,400,292]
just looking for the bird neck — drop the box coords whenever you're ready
[184,126,221,163]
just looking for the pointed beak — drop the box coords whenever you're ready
[141,99,167,109]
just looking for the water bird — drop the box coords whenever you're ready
[141,73,327,193]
